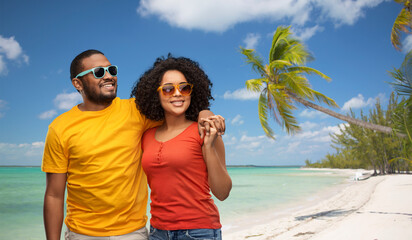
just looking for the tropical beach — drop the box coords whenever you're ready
[1,1,411,240]
[2,167,411,240]
[224,170,412,240]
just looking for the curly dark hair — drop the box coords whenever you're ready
[131,54,213,121]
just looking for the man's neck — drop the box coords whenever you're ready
[78,99,114,111]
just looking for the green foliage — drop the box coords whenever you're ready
[240,25,337,138]
[389,50,412,96]
[306,93,412,173]
[391,0,412,51]
[389,50,412,143]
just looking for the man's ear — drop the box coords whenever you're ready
[72,78,83,92]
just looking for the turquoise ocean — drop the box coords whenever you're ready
[0,166,350,239]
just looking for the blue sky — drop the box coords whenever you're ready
[1,0,411,166]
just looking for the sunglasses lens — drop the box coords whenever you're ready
[108,66,117,76]
[93,67,105,78]
[179,84,192,95]
[161,85,175,96]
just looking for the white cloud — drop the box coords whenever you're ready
[287,141,301,152]
[0,36,24,59]
[240,134,266,142]
[223,133,269,153]
[403,35,412,53]
[0,55,6,75]
[0,99,6,109]
[0,35,29,75]
[39,92,82,120]
[22,54,29,64]
[137,0,387,33]
[31,141,45,148]
[54,92,82,110]
[292,123,348,143]
[299,109,328,119]
[38,110,57,120]
[236,134,267,151]
[137,0,312,32]
[300,121,318,130]
[231,114,244,126]
[243,33,261,49]
[341,93,385,112]
[0,142,44,165]
[222,134,238,146]
[313,0,387,26]
[292,25,324,41]
[223,88,260,100]
[0,99,7,118]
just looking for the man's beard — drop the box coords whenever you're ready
[82,79,117,105]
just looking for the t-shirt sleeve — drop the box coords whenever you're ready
[129,98,162,131]
[143,116,162,132]
[41,126,68,173]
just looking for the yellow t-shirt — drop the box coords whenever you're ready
[42,97,160,236]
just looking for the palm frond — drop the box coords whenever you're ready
[279,72,312,99]
[399,50,412,95]
[288,66,331,81]
[245,78,266,92]
[240,47,267,77]
[389,50,412,96]
[392,98,412,143]
[282,40,311,65]
[389,68,412,95]
[267,84,300,134]
[269,26,291,62]
[393,0,406,4]
[391,8,412,50]
[308,88,339,108]
[258,92,275,139]
[268,60,292,72]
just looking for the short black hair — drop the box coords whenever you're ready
[131,54,213,121]
[70,49,104,80]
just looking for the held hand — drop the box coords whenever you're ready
[198,115,225,139]
[202,118,219,147]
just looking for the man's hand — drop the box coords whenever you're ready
[199,115,225,139]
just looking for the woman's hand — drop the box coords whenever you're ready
[202,117,220,148]
[198,115,225,139]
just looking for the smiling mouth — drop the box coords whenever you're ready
[171,100,184,106]
[101,82,116,89]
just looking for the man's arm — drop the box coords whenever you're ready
[44,173,67,240]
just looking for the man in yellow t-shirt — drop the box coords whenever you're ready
[42,50,224,240]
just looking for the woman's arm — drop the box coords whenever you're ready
[202,117,232,201]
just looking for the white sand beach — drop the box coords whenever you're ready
[223,170,412,240]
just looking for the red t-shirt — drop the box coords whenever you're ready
[141,122,221,230]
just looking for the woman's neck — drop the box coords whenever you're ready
[162,114,193,130]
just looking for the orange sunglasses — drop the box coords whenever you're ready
[157,83,193,97]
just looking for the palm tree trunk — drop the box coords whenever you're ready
[288,94,406,138]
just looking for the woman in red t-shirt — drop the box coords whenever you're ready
[132,55,232,240]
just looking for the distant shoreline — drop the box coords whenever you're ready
[0,165,305,168]
[0,165,40,167]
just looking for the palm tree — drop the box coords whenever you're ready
[391,0,411,51]
[241,25,398,139]
[389,50,412,142]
